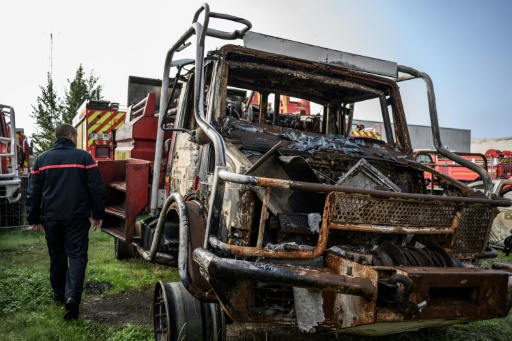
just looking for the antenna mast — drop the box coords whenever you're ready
[50,33,53,77]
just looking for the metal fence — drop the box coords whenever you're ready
[0,175,28,229]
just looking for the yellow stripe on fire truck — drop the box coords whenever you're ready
[88,111,112,135]
[87,111,125,147]
[350,131,380,139]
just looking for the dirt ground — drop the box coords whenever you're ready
[81,287,154,328]
[80,287,353,340]
[80,286,432,340]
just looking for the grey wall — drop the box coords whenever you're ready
[353,120,471,152]
[471,137,512,154]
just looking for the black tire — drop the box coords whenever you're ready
[153,281,225,341]
[114,238,135,260]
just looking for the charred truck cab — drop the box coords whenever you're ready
[98,4,512,339]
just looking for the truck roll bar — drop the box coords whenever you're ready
[396,65,493,196]
[150,3,252,216]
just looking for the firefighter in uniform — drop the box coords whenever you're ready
[26,123,105,320]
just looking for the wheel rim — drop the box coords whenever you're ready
[153,281,171,341]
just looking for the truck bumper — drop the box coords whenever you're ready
[193,247,512,335]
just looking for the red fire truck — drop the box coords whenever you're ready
[485,149,512,180]
[15,128,31,175]
[350,123,382,140]
[0,104,23,226]
[72,100,126,161]
[249,92,311,115]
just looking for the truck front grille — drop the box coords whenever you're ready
[326,192,497,257]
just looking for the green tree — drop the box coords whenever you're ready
[30,73,63,155]
[62,64,103,124]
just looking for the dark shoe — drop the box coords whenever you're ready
[54,296,65,306]
[64,297,79,321]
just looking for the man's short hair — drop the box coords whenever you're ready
[55,123,77,139]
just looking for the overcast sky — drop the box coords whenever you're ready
[2,0,511,141]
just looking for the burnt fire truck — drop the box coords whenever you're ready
[72,100,125,162]
[97,4,512,339]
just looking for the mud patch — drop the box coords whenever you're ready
[84,282,112,295]
[81,288,153,329]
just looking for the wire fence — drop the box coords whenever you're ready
[0,175,28,229]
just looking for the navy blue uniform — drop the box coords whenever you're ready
[26,138,105,304]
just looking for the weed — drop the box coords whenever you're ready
[108,323,152,341]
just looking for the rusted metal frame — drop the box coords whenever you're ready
[208,211,330,258]
[207,54,227,124]
[226,61,385,98]
[256,187,271,248]
[327,105,339,134]
[339,104,347,136]
[217,169,511,207]
[321,106,327,133]
[386,83,412,153]
[345,103,354,136]
[273,93,280,125]
[379,95,395,145]
[193,247,376,299]
[208,193,331,258]
[327,222,455,235]
[450,207,496,259]
[258,91,269,123]
[226,60,392,139]
[203,166,227,249]
[397,65,493,195]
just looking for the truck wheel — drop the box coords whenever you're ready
[153,281,225,341]
[114,238,135,260]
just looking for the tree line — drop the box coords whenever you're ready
[30,65,103,155]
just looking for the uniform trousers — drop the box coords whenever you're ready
[43,218,90,304]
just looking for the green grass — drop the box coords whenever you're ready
[1,307,106,341]
[2,227,512,340]
[447,315,512,341]
[0,228,178,340]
